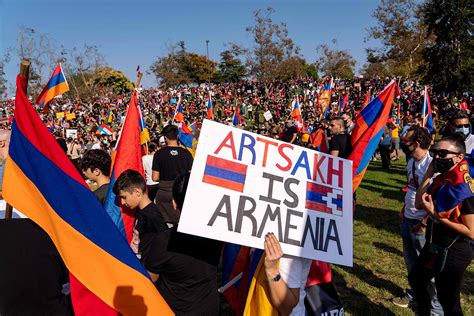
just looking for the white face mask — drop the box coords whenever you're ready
[455,126,470,136]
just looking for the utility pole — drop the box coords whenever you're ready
[206,40,210,85]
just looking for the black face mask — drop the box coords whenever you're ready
[433,157,455,173]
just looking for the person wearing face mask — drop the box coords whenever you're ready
[447,111,474,156]
[409,136,474,316]
[392,126,443,314]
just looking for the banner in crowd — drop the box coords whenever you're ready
[179,120,353,266]
[66,129,78,139]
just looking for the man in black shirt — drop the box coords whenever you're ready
[152,125,193,224]
[328,118,353,159]
[281,120,298,144]
[113,170,220,316]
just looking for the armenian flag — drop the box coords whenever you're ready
[318,78,333,115]
[173,96,184,123]
[232,106,244,126]
[178,121,195,151]
[4,75,172,315]
[291,97,304,131]
[202,155,247,192]
[422,87,434,133]
[98,123,113,136]
[349,80,400,191]
[36,63,69,111]
[339,93,349,113]
[207,92,213,119]
[104,91,145,243]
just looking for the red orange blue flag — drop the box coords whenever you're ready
[348,80,400,191]
[207,92,214,119]
[318,78,333,115]
[36,63,69,111]
[4,76,172,315]
[232,106,244,126]
[173,96,184,123]
[104,91,145,243]
[422,87,434,133]
[291,97,304,131]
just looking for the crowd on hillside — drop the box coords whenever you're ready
[1,77,473,315]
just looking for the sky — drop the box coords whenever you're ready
[0,0,382,92]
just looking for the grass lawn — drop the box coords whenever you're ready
[332,158,474,315]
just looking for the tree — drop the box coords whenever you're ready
[361,48,389,78]
[149,41,217,86]
[315,42,356,79]
[245,7,301,80]
[421,0,474,92]
[216,48,247,83]
[366,0,431,78]
[93,67,134,95]
[0,51,10,96]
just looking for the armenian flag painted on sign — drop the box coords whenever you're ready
[4,76,172,315]
[36,63,69,111]
[422,87,434,133]
[104,91,145,243]
[202,155,247,192]
[349,80,400,191]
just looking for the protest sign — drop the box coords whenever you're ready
[66,113,76,120]
[66,129,78,139]
[178,120,353,266]
[264,110,273,121]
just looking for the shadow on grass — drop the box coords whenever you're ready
[360,178,404,191]
[355,205,401,236]
[333,269,397,315]
[359,183,405,202]
[373,241,403,257]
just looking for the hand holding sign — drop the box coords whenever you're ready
[178,120,353,266]
[264,233,283,278]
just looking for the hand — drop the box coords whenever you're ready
[421,192,435,216]
[264,233,283,278]
[130,229,140,254]
[411,223,426,234]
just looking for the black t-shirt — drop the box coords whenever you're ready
[0,219,72,315]
[432,195,474,244]
[329,133,353,159]
[281,125,298,143]
[136,203,221,316]
[94,183,109,206]
[152,147,193,181]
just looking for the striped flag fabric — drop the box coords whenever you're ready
[207,92,214,119]
[173,97,184,123]
[104,91,145,243]
[290,97,304,131]
[36,63,69,111]
[305,182,343,216]
[232,106,244,126]
[202,155,247,192]
[349,80,400,191]
[422,87,435,133]
[4,75,172,315]
[98,123,113,136]
[137,102,150,145]
[318,78,333,115]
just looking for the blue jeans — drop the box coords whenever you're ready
[401,217,443,315]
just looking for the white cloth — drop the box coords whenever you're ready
[279,255,312,316]
[465,134,474,156]
[142,154,159,185]
[404,152,432,220]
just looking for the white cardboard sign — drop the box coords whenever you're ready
[178,120,353,266]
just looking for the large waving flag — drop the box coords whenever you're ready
[318,78,333,115]
[137,102,150,145]
[291,97,304,131]
[4,76,172,315]
[36,63,69,111]
[178,121,195,155]
[422,87,435,133]
[362,88,371,109]
[232,106,244,126]
[207,92,214,119]
[173,96,184,123]
[349,80,400,191]
[104,91,145,243]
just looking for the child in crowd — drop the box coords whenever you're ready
[112,169,221,316]
[80,149,111,205]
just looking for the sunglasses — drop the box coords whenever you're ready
[429,149,461,158]
[455,124,470,128]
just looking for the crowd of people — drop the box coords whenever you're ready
[0,76,473,315]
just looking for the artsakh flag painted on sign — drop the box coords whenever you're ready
[202,155,247,192]
[305,181,343,216]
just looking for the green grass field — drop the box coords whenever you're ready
[332,158,474,315]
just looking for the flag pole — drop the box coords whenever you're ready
[4,60,30,219]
